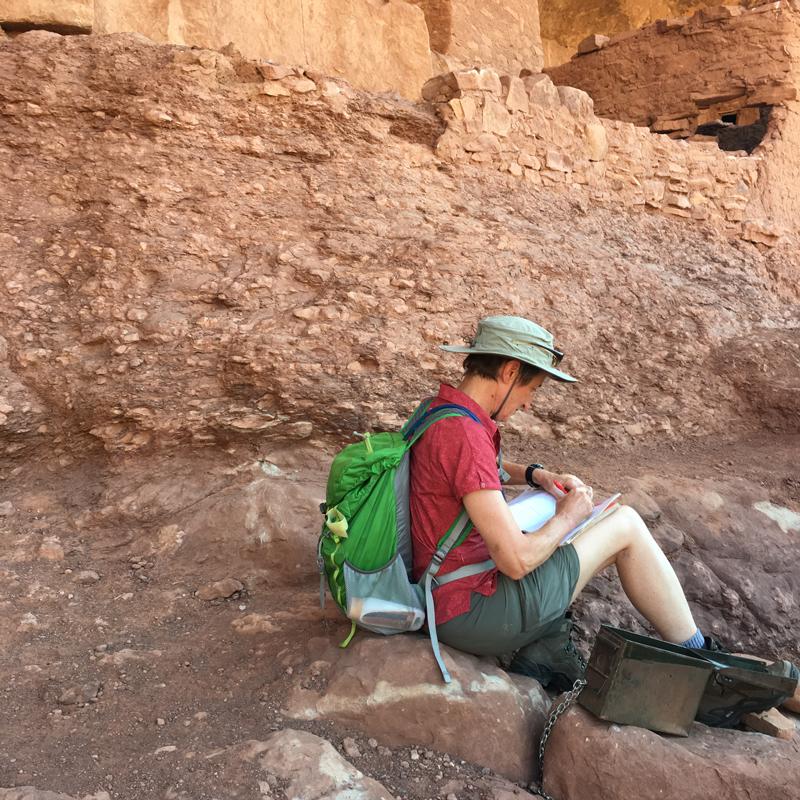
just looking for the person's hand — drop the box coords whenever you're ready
[555,485,594,528]
[535,469,593,501]
[556,473,589,494]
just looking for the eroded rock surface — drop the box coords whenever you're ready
[1,32,799,464]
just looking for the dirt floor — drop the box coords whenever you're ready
[1,431,798,800]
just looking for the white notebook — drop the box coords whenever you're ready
[508,489,622,546]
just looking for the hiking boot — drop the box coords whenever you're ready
[696,634,729,653]
[507,617,586,692]
[696,656,799,728]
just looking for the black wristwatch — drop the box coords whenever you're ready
[525,463,544,488]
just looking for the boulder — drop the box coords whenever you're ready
[557,85,594,121]
[284,635,550,783]
[196,577,244,600]
[501,76,530,114]
[235,730,395,800]
[620,479,662,523]
[542,704,800,800]
[741,219,782,247]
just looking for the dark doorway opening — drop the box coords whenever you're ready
[695,106,772,154]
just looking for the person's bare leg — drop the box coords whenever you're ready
[570,505,697,643]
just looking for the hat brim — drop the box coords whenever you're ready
[440,344,577,383]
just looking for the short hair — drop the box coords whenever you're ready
[463,353,543,385]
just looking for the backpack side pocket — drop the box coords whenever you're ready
[344,554,425,635]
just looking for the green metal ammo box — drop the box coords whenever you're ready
[579,625,714,736]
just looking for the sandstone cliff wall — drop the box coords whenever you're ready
[1,32,798,461]
[758,101,800,228]
[0,0,93,32]
[92,0,433,99]
[410,0,543,74]
[2,0,545,100]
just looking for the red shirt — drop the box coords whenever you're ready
[410,384,501,624]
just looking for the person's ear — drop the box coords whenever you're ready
[501,359,520,384]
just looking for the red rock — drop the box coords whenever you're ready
[572,473,800,663]
[38,538,64,561]
[501,76,529,113]
[742,219,782,247]
[232,730,395,800]
[196,577,243,600]
[742,707,796,740]
[284,635,550,783]
[543,704,800,800]
[620,481,662,523]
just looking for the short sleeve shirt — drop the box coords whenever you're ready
[410,384,501,624]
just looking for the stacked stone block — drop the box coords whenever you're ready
[545,3,798,137]
[539,0,727,68]
[425,67,770,240]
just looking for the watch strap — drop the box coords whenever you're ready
[526,463,544,488]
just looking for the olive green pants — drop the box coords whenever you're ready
[437,544,580,658]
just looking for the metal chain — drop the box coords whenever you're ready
[530,678,587,800]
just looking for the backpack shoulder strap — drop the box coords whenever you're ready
[403,403,481,445]
[421,507,495,683]
[401,399,492,683]
[401,397,434,437]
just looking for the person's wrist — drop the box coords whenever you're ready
[525,463,544,488]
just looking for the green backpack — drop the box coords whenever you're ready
[317,399,496,683]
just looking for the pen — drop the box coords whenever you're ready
[554,481,568,494]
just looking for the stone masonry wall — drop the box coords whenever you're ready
[424,68,773,241]
[545,3,798,135]
[757,101,800,229]
[538,0,730,67]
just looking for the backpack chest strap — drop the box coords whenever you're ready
[433,559,496,587]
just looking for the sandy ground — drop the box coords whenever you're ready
[1,431,798,799]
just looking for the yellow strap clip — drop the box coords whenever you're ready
[354,431,374,454]
[325,506,349,538]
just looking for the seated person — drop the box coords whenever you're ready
[410,314,718,689]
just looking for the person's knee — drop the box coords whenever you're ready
[615,504,645,529]
[612,504,652,545]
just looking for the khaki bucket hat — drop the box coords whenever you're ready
[441,315,577,383]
